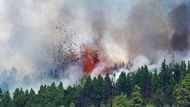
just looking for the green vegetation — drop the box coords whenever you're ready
[0,60,190,107]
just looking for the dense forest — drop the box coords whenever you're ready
[1,60,190,107]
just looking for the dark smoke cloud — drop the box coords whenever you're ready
[125,0,173,62]
[169,4,190,51]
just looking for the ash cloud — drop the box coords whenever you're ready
[125,0,173,62]
[83,0,107,45]
[0,0,190,90]
[169,4,190,51]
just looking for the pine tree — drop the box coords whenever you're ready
[126,73,133,98]
[13,88,26,107]
[116,72,127,94]
[174,74,190,107]
[134,66,152,98]
[159,60,174,106]
[92,75,104,106]
[103,74,112,103]
[58,82,64,91]
[25,88,36,107]
[152,89,165,107]
[70,102,75,107]
[53,82,65,106]
[131,85,143,107]
[0,91,13,107]
[173,63,181,83]
[112,92,132,107]
[0,88,2,99]
[152,69,160,93]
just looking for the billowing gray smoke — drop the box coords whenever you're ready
[0,0,190,91]
[85,0,106,43]
[170,4,190,51]
[125,0,172,62]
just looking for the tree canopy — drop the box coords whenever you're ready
[0,61,189,107]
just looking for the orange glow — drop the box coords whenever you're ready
[82,49,99,74]
[81,45,114,75]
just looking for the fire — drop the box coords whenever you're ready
[82,49,99,74]
[81,47,112,75]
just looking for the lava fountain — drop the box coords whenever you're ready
[81,45,112,75]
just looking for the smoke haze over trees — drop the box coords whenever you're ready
[0,61,190,107]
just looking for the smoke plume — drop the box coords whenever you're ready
[170,4,190,51]
[0,0,190,91]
